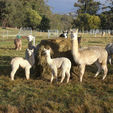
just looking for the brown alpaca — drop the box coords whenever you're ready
[71,29,108,82]
[14,38,22,50]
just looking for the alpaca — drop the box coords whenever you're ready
[27,35,35,46]
[25,41,36,61]
[105,43,113,64]
[43,48,71,83]
[10,49,35,80]
[59,30,68,38]
[14,38,22,50]
[71,29,108,82]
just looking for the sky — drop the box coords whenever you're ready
[47,0,76,14]
[47,0,107,14]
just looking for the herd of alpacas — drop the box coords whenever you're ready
[10,29,113,83]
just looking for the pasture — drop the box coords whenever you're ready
[0,28,113,113]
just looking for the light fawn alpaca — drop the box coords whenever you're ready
[14,38,22,50]
[10,49,35,80]
[71,29,108,82]
[105,43,113,64]
[43,48,71,83]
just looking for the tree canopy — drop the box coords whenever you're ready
[74,0,101,15]
[0,0,73,31]
[73,0,113,30]
[73,13,101,30]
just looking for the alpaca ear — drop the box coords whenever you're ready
[48,48,51,52]
[32,49,34,52]
[43,48,46,51]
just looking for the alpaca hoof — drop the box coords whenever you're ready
[102,77,106,80]
[26,78,29,80]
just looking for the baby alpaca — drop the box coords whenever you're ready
[43,48,71,83]
[10,49,35,80]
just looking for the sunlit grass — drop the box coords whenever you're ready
[0,28,113,113]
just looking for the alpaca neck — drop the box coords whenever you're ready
[46,54,52,65]
[72,38,80,62]
[28,54,35,66]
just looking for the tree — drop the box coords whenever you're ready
[39,16,50,31]
[74,0,101,15]
[73,13,101,30]
[25,8,42,29]
[99,13,113,29]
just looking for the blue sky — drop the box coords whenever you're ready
[47,0,76,14]
[47,0,107,14]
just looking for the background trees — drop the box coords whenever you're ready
[74,0,100,15]
[0,0,73,31]
[0,0,113,31]
[73,13,101,31]
[73,0,113,30]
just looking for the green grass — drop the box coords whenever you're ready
[0,28,113,113]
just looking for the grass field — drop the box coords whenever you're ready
[0,28,113,113]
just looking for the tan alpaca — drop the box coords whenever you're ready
[71,29,108,82]
[14,38,22,50]
[10,49,35,80]
[43,48,71,83]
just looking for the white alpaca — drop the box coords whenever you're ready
[27,35,35,46]
[71,29,108,82]
[10,49,35,80]
[43,48,71,83]
[105,43,113,64]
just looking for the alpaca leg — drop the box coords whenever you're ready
[51,73,54,83]
[25,67,30,80]
[66,70,70,83]
[10,65,19,80]
[19,44,22,50]
[51,69,57,83]
[102,64,108,80]
[79,65,85,82]
[16,45,19,50]
[95,61,102,77]
[54,68,58,81]
[60,70,66,83]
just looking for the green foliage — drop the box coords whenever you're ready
[74,0,101,15]
[25,8,42,29]
[73,13,101,30]
[39,15,50,31]
[99,13,113,29]
[50,14,73,30]
[0,0,73,30]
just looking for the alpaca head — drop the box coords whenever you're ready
[27,48,34,56]
[63,30,68,38]
[70,29,78,40]
[64,32,68,38]
[27,35,34,42]
[43,48,51,57]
